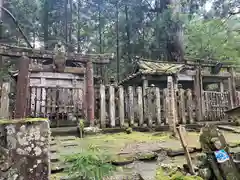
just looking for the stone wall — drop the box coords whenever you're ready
[0,119,50,180]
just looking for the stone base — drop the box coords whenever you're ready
[0,119,50,180]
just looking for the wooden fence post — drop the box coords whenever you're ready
[147,87,153,127]
[186,89,194,124]
[86,60,95,126]
[128,86,134,126]
[15,56,30,119]
[167,76,177,136]
[137,86,144,126]
[109,85,115,127]
[0,81,10,119]
[118,86,125,127]
[163,88,168,125]
[194,67,203,121]
[100,84,106,128]
[179,89,186,124]
[155,87,161,125]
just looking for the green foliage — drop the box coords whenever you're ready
[185,17,240,63]
[155,168,203,180]
[64,146,116,180]
[125,127,133,134]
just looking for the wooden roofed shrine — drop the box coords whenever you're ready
[0,43,111,126]
[119,58,240,122]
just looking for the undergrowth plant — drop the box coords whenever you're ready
[64,145,116,180]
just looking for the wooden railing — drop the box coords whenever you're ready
[95,85,237,128]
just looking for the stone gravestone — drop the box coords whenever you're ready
[199,124,240,180]
[0,119,50,180]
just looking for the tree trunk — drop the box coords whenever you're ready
[77,0,81,53]
[43,0,49,49]
[124,4,131,63]
[68,0,73,51]
[116,0,120,82]
[65,0,68,45]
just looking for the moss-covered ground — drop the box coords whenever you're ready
[50,128,240,180]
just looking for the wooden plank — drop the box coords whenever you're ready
[163,88,168,125]
[179,89,186,124]
[155,87,161,125]
[86,61,94,125]
[128,86,134,126]
[142,78,148,123]
[100,84,106,128]
[167,76,177,136]
[137,86,144,126]
[0,82,10,118]
[194,67,203,122]
[177,125,195,175]
[147,88,153,127]
[109,85,115,127]
[118,86,125,127]
[186,89,194,124]
[0,43,111,64]
[229,67,237,106]
[30,72,83,80]
[30,66,86,74]
[15,56,30,119]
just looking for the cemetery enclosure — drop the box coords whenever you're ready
[95,84,234,128]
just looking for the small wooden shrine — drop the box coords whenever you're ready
[119,58,240,121]
[1,43,111,127]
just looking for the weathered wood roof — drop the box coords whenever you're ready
[119,60,191,84]
[137,60,187,74]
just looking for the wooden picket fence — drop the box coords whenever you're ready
[94,85,237,128]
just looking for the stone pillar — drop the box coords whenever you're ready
[0,118,50,180]
[86,60,95,126]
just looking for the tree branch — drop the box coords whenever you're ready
[0,6,33,48]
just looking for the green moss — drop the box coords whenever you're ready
[0,118,48,125]
[111,154,135,163]
[137,152,157,161]
[155,168,203,180]
[50,173,67,180]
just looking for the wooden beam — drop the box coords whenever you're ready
[15,56,30,119]
[0,43,111,64]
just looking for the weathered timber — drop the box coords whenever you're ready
[86,61,94,125]
[177,125,195,175]
[128,86,134,126]
[228,67,237,106]
[155,87,161,125]
[0,81,10,118]
[15,56,30,119]
[147,87,153,127]
[30,66,86,74]
[118,86,125,127]
[199,124,240,180]
[186,89,194,124]
[0,43,111,64]
[167,76,177,136]
[194,67,203,121]
[179,88,186,124]
[137,86,144,126]
[109,85,115,127]
[100,84,106,128]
